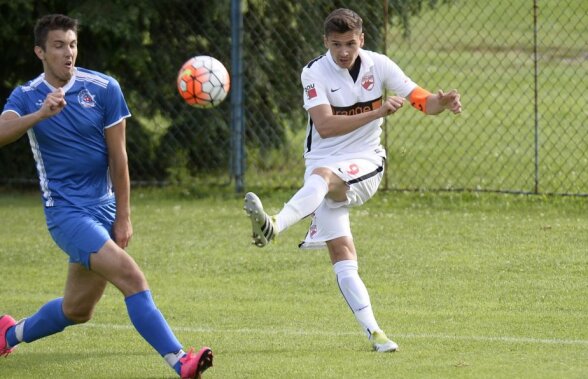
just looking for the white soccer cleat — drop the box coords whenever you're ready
[370,330,399,353]
[243,192,276,247]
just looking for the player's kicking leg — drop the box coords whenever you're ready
[244,192,276,247]
[243,174,331,248]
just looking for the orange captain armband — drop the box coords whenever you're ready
[409,87,432,113]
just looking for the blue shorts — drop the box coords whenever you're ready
[44,201,116,269]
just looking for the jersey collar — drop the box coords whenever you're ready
[42,68,77,93]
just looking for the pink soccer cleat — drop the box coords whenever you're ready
[179,346,213,379]
[0,315,16,357]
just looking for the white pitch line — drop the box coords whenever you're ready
[84,323,588,346]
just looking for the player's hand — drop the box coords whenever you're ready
[39,87,67,119]
[113,217,133,249]
[380,95,404,116]
[437,89,461,114]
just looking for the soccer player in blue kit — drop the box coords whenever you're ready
[245,8,462,352]
[0,14,212,378]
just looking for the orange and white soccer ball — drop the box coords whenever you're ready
[177,55,230,108]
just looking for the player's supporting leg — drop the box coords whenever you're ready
[92,241,213,377]
[244,174,328,247]
[332,257,398,352]
[178,346,214,379]
[2,298,75,352]
[125,290,212,378]
[333,259,381,332]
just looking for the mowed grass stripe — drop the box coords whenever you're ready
[83,322,588,346]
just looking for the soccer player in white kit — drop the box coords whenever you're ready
[245,8,462,352]
[0,14,212,378]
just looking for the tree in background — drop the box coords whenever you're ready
[0,0,451,185]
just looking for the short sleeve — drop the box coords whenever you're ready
[301,66,330,111]
[2,87,27,117]
[378,54,418,98]
[103,78,131,128]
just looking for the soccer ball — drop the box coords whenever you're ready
[177,55,230,108]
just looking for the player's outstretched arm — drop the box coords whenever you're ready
[425,89,462,115]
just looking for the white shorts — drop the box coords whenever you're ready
[299,152,385,250]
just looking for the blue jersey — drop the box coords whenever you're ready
[2,68,131,207]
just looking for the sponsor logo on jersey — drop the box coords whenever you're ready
[78,89,96,108]
[361,73,375,90]
[331,97,382,116]
[305,84,317,100]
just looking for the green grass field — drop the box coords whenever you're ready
[0,189,586,378]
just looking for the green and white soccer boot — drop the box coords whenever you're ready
[370,330,398,353]
[243,192,276,247]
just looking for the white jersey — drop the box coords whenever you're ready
[301,49,417,162]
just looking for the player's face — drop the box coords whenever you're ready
[35,29,78,87]
[324,31,364,69]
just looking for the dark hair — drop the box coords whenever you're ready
[34,14,79,50]
[323,8,363,36]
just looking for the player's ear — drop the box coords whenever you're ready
[34,46,44,61]
[323,34,329,49]
[359,33,365,48]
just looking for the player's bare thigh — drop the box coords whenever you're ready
[62,241,148,322]
[312,167,349,202]
[89,239,148,297]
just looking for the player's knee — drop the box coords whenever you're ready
[312,167,339,186]
[115,265,149,296]
[312,168,347,197]
[311,167,331,177]
[63,304,95,324]
[327,237,357,261]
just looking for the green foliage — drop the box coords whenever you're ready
[158,111,231,173]
[0,0,233,184]
[0,0,445,185]
[125,117,160,182]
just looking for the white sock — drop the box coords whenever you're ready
[14,319,25,343]
[275,174,328,233]
[333,260,381,337]
[164,349,185,368]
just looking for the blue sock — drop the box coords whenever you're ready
[6,297,74,346]
[125,290,183,360]
[174,361,182,375]
[5,326,17,348]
